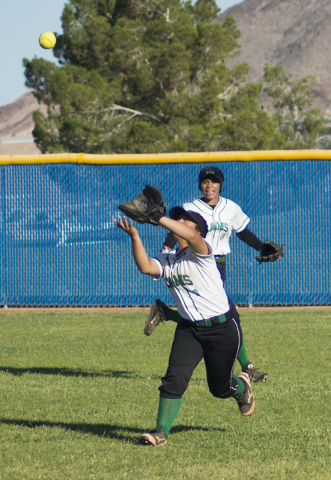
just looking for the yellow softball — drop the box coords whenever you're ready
[39,32,56,49]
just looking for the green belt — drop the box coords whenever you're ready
[215,255,226,264]
[195,314,226,327]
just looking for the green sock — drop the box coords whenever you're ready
[237,342,249,368]
[156,397,182,435]
[164,306,182,324]
[232,375,245,397]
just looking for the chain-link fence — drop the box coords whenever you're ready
[0,160,330,306]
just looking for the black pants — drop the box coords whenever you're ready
[216,261,240,323]
[159,316,242,400]
[217,260,226,284]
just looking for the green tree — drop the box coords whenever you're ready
[23,0,326,153]
[262,63,328,149]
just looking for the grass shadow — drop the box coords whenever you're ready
[0,418,225,443]
[0,418,141,443]
[0,366,138,379]
[170,424,226,433]
[0,366,207,382]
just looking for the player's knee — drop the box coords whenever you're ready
[209,382,233,399]
[159,365,191,397]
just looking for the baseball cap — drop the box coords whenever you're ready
[169,207,208,238]
[198,166,224,187]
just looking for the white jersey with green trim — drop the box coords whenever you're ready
[152,244,230,322]
[183,197,250,256]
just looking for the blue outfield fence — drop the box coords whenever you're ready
[0,160,330,306]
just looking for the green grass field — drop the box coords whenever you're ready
[1,309,331,480]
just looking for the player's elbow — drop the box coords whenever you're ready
[137,264,151,275]
[136,260,157,276]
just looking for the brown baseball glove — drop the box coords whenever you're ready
[256,240,284,263]
[118,185,166,226]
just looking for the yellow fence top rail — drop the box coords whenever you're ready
[1,150,331,165]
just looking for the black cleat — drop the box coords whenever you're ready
[139,426,168,446]
[242,362,268,383]
[144,299,167,336]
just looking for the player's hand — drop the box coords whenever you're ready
[114,216,139,238]
[160,246,171,253]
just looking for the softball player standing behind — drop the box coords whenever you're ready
[115,205,255,447]
[145,166,270,383]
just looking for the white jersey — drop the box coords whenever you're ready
[152,244,230,322]
[183,197,250,256]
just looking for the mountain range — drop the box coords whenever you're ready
[224,0,331,115]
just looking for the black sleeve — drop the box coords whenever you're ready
[163,232,177,249]
[236,228,263,251]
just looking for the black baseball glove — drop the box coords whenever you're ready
[256,240,284,263]
[118,185,166,226]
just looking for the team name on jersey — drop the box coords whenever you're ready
[210,221,229,232]
[165,274,193,288]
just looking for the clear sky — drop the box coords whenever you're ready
[0,0,244,108]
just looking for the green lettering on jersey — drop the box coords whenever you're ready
[183,275,193,286]
[174,276,181,287]
[210,222,229,232]
[165,274,193,288]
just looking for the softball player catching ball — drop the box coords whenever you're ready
[115,204,255,446]
[145,166,275,383]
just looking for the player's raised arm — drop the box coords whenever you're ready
[116,185,209,260]
[158,215,209,255]
[158,207,209,255]
[114,217,160,276]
